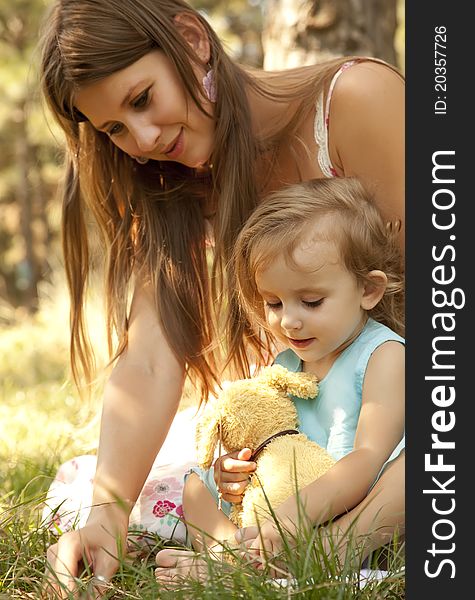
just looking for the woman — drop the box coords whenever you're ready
[40,0,404,594]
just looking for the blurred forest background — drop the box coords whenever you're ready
[0,0,404,495]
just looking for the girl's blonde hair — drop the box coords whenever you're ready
[234,178,404,344]
[39,0,400,400]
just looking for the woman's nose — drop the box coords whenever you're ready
[131,121,161,154]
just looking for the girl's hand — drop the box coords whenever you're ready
[237,521,293,576]
[236,500,301,570]
[213,448,256,503]
[250,520,284,560]
[44,503,128,598]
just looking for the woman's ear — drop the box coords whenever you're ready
[174,12,211,64]
[360,270,388,310]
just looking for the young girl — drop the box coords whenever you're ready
[39,0,404,592]
[157,177,404,581]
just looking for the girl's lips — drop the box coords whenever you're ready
[288,337,315,349]
[164,128,184,160]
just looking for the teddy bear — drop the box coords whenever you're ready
[195,364,336,528]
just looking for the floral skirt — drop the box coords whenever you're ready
[42,455,195,546]
[42,408,199,547]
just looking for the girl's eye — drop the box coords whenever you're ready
[265,301,282,309]
[303,299,324,308]
[132,88,150,109]
[108,122,124,136]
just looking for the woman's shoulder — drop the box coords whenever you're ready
[332,58,404,91]
[329,59,404,119]
[324,58,405,203]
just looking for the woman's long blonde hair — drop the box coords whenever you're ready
[39,0,399,400]
[234,178,404,344]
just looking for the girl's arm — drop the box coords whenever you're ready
[248,340,405,555]
[46,283,185,595]
[329,61,405,249]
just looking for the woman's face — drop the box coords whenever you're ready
[74,50,215,168]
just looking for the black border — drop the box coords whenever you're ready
[406,4,472,596]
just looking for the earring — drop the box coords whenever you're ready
[135,156,149,164]
[202,66,217,103]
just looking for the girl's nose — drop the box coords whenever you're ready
[281,310,303,331]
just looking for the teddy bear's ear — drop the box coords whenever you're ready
[260,364,318,399]
[195,401,220,469]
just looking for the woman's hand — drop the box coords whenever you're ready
[213,448,256,503]
[44,503,128,598]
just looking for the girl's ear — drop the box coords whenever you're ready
[361,270,388,310]
[174,12,211,64]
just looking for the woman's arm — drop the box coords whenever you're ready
[248,340,405,556]
[92,282,185,506]
[329,61,405,249]
[46,283,185,596]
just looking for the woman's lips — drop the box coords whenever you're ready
[164,128,184,160]
[288,337,315,349]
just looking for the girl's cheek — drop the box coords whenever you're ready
[266,313,280,331]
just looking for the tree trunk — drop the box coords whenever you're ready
[262,0,398,69]
[15,99,39,313]
[33,155,53,279]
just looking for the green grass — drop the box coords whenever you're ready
[1,498,405,599]
[0,279,405,598]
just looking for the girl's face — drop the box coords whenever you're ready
[74,50,215,169]
[256,232,368,378]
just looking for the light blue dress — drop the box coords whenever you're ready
[274,318,405,464]
[191,318,405,516]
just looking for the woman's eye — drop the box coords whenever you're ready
[132,88,150,109]
[303,299,324,308]
[108,123,123,136]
